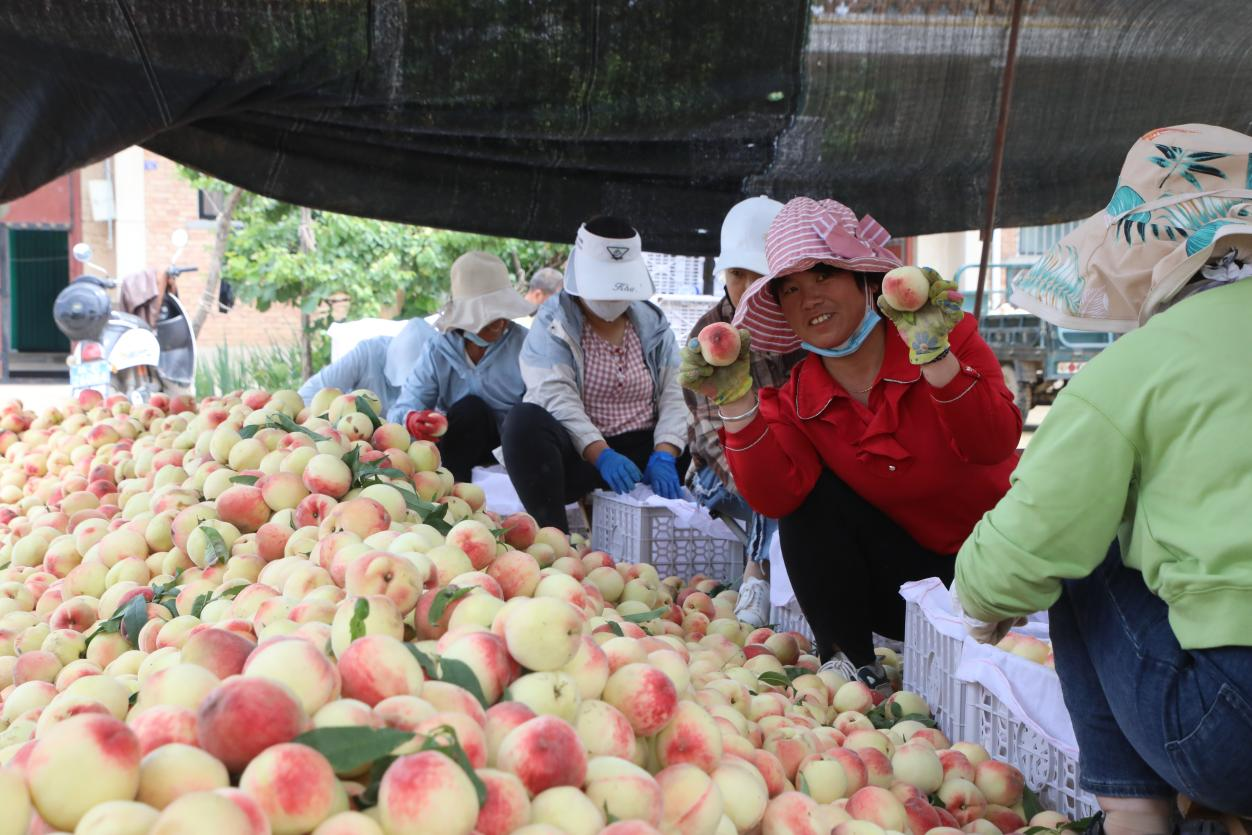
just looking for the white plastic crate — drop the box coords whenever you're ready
[566,503,589,538]
[902,598,977,746]
[769,599,814,642]
[642,252,709,296]
[590,492,744,583]
[652,293,720,347]
[970,687,1099,819]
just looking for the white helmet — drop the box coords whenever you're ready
[713,196,784,277]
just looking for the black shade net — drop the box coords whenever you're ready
[1,0,1250,253]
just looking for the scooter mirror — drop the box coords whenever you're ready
[171,229,189,249]
[72,243,93,263]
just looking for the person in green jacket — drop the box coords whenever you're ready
[955,124,1252,830]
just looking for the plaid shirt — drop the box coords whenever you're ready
[683,295,803,490]
[581,320,655,438]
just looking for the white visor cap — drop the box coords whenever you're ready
[564,224,655,301]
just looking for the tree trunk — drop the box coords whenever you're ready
[298,207,316,379]
[191,186,243,336]
[510,250,525,286]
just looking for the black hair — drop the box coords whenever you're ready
[584,216,637,240]
[768,265,884,302]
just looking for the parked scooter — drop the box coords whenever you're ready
[53,231,198,402]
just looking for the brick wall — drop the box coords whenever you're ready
[78,161,117,277]
[141,151,302,348]
[76,152,302,349]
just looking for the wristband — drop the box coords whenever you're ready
[923,348,951,365]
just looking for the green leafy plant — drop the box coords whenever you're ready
[865,699,939,731]
[402,644,488,709]
[195,340,307,398]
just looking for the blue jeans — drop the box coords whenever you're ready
[1049,543,1252,815]
[690,465,776,563]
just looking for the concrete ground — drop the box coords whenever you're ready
[0,380,70,413]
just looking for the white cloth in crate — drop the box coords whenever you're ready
[599,486,740,539]
[472,465,526,516]
[899,578,969,641]
[955,640,1078,756]
[472,465,585,529]
[900,579,1077,756]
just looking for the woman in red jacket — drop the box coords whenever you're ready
[681,197,1021,689]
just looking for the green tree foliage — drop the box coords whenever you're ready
[180,167,566,374]
[222,196,566,344]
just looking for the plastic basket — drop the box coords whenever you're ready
[902,599,976,745]
[969,687,1100,818]
[566,503,590,538]
[590,491,744,583]
[769,599,815,643]
[652,294,720,347]
[643,252,709,296]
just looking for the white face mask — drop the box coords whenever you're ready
[583,298,631,321]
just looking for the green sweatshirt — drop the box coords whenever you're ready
[955,278,1252,650]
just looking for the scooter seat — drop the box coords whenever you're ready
[109,311,150,330]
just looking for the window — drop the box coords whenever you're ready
[198,189,228,221]
[1017,221,1081,256]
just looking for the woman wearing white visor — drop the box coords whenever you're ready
[298,316,436,416]
[503,216,688,531]
[387,251,533,483]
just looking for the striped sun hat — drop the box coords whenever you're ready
[732,197,902,352]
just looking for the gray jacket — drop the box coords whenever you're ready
[520,292,687,453]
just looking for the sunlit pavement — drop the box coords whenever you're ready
[0,382,71,413]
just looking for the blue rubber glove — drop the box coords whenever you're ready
[643,451,681,500]
[595,448,643,494]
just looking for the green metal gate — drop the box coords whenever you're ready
[6,228,70,353]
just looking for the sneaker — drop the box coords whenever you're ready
[733,577,771,628]
[856,662,895,699]
[818,652,858,681]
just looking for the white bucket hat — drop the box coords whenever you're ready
[564,223,655,301]
[435,251,535,333]
[713,196,784,277]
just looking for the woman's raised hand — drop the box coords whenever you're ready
[877,267,965,365]
[678,327,753,406]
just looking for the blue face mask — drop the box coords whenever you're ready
[800,285,879,358]
[461,329,491,348]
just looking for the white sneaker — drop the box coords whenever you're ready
[733,577,770,628]
[818,652,857,681]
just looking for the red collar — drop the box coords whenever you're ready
[792,323,919,419]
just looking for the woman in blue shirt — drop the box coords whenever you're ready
[298,317,436,416]
[388,251,533,482]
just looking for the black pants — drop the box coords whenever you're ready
[778,469,955,668]
[501,402,690,531]
[439,396,502,484]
